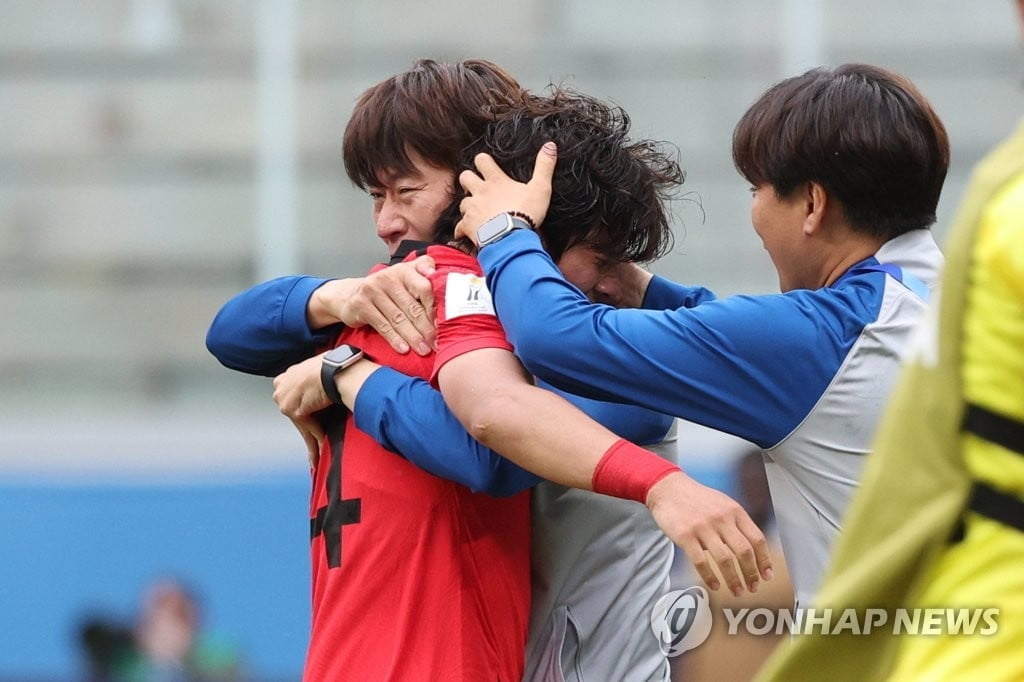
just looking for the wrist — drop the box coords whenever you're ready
[320,344,364,405]
[645,470,685,510]
[477,213,533,249]
[333,358,380,409]
[307,279,358,330]
[591,439,680,504]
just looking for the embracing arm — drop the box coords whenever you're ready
[349,365,541,496]
[272,352,540,496]
[277,352,670,497]
[477,231,837,447]
[643,272,717,310]
[594,261,715,311]
[206,257,439,376]
[206,276,336,376]
[454,147,830,445]
[436,346,773,595]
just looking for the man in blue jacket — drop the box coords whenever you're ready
[449,63,948,611]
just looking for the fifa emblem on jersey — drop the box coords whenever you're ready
[444,272,497,320]
[650,586,713,656]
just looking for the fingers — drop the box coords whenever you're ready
[291,416,324,469]
[272,355,331,419]
[349,264,438,355]
[459,168,483,195]
[702,534,746,597]
[374,292,432,355]
[687,524,761,597]
[736,512,774,582]
[717,524,762,595]
[412,254,436,278]
[352,297,409,353]
[648,473,772,595]
[409,256,437,339]
[700,514,772,596]
[472,152,504,180]
[456,146,557,245]
[680,536,721,593]
[528,141,558,191]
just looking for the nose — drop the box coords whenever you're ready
[592,274,621,306]
[375,199,406,242]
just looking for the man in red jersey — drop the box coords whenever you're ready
[306,267,532,681]
[301,60,532,681]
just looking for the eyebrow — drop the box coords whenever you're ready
[374,168,426,185]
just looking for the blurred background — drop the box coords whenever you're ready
[1,0,1021,679]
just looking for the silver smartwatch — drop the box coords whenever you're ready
[320,344,364,406]
[477,213,532,248]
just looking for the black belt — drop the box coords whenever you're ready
[959,403,1024,534]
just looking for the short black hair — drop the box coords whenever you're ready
[343,58,526,190]
[732,63,949,239]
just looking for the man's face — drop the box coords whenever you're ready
[369,151,454,255]
[556,244,617,301]
[368,151,620,300]
[749,183,811,292]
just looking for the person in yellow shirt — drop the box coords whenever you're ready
[759,3,1024,680]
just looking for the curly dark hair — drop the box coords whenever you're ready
[437,89,683,264]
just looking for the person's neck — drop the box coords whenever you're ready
[820,231,887,287]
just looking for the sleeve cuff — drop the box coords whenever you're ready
[477,228,545,271]
[642,274,717,310]
[281,277,333,343]
[351,366,406,438]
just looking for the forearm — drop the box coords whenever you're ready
[453,381,614,491]
[206,275,335,376]
[478,230,813,446]
[438,348,665,492]
[306,278,360,329]
[337,361,541,496]
[642,273,717,310]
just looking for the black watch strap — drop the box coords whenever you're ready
[320,344,364,406]
[320,361,346,406]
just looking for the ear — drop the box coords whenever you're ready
[802,181,829,236]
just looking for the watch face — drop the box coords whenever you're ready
[478,213,513,245]
[325,344,360,367]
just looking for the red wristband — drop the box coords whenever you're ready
[591,438,680,504]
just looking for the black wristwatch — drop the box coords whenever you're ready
[477,213,532,248]
[320,344,364,406]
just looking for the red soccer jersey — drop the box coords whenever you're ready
[305,244,530,682]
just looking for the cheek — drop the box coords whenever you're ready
[561,263,600,292]
[749,199,763,235]
[427,184,454,214]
